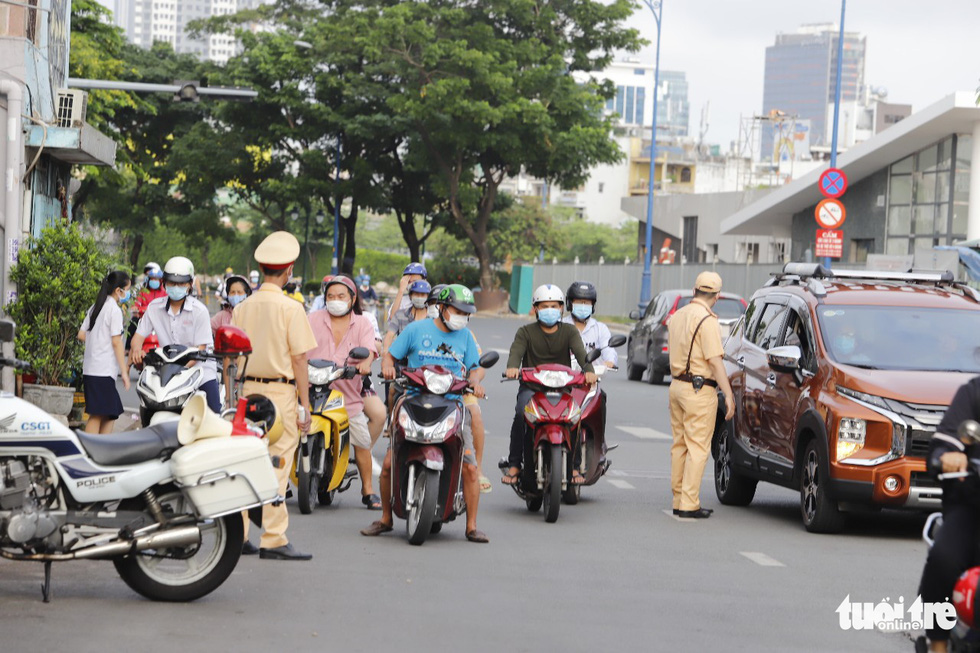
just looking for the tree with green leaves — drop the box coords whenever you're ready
[349,0,642,289]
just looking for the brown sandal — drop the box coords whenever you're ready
[360,520,393,536]
[465,529,490,543]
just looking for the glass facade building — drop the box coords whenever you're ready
[606,69,688,136]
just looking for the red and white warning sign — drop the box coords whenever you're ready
[815,229,843,259]
[814,199,846,229]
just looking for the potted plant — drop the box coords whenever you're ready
[6,221,114,416]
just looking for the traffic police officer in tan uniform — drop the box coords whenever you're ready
[232,231,318,559]
[667,271,735,519]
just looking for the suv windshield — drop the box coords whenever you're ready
[677,297,746,320]
[818,305,980,372]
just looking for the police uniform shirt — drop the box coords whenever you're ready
[667,299,724,379]
[135,295,217,383]
[231,282,317,379]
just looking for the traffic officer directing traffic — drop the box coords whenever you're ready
[232,231,318,559]
[666,271,735,519]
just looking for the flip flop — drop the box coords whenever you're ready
[360,520,393,536]
[501,468,520,486]
[479,475,493,494]
[465,529,490,543]
[362,494,382,510]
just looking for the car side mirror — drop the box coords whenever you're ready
[479,351,499,368]
[585,349,603,364]
[767,345,801,374]
[608,334,627,348]
[348,346,370,361]
[0,319,14,343]
[628,310,641,320]
[958,420,980,444]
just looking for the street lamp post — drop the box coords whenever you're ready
[332,138,342,275]
[639,0,663,309]
[300,207,311,283]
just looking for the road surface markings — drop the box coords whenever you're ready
[609,469,670,480]
[616,426,672,440]
[606,479,635,490]
[739,552,785,567]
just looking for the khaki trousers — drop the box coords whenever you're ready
[241,380,299,549]
[668,380,718,512]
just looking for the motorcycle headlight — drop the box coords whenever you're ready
[837,418,866,461]
[162,392,194,410]
[423,370,454,395]
[402,411,456,443]
[533,370,575,388]
[308,365,336,386]
[168,368,202,396]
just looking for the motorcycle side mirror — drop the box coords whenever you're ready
[608,334,627,348]
[479,351,499,368]
[0,319,15,343]
[348,347,370,361]
[586,349,603,364]
[959,420,980,445]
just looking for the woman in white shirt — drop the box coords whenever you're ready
[78,271,131,434]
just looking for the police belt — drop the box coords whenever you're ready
[244,375,296,385]
[673,374,717,388]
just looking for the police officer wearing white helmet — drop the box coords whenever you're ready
[130,256,222,413]
[501,284,596,485]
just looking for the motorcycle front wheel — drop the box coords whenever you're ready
[543,445,562,523]
[406,466,439,546]
[298,434,325,514]
[113,492,243,602]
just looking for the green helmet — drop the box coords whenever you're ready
[438,284,476,314]
[428,283,448,306]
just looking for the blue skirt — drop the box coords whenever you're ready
[83,375,124,419]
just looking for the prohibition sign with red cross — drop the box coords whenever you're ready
[819,168,848,199]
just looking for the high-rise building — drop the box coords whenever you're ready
[761,23,866,155]
[97,0,245,64]
[601,60,690,137]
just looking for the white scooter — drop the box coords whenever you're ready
[136,338,218,426]
[0,320,281,603]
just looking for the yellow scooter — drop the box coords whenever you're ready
[290,348,369,513]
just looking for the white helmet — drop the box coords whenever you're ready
[163,256,195,284]
[532,284,565,306]
[144,261,161,273]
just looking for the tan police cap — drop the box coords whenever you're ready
[694,271,722,293]
[255,231,300,269]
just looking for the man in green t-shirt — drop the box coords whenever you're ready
[502,284,596,485]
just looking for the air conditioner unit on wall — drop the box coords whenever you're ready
[55,89,88,128]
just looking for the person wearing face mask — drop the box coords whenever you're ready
[129,256,222,414]
[78,270,132,434]
[249,269,260,290]
[127,265,165,351]
[831,323,872,365]
[211,275,252,337]
[308,275,382,510]
[383,279,431,351]
[502,284,596,486]
[364,284,490,542]
[387,262,428,321]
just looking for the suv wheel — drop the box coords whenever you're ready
[646,346,666,385]
[625,341,643,381]
[714,420,757,506]
[800,440,845,534]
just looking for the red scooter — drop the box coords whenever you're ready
[388,348,498,545]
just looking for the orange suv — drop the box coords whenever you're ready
[713,263,980,533]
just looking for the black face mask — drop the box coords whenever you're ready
[284,283,297,293]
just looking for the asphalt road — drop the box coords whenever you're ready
[0,316,924,652]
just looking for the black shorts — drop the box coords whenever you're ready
[83,375,124,419]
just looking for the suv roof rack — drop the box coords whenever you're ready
[775,262,955,285]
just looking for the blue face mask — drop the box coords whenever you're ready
[148,279,161,290]
[228,294,246,308]
[166,285,188,302]
[537,307,561,327]
[571,304,592,321]
[119,289,131,304]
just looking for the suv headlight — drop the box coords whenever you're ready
[837,418,866,461]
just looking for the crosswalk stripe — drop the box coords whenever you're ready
[616,426,672,440]
[606,479,635,490]
[739,552,785,567]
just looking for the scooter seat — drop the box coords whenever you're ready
[75,422,181,466]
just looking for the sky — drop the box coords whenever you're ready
[625,0,980,149]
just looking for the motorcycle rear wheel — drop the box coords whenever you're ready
[543,445,562,523]
[113,492,243,602]
[406,466,439,546]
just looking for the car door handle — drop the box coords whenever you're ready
[736,355,745,370]
[767,372,777,387]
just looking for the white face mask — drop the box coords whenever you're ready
[444,311,469,331]
[326,300,351,317]
[427,305,439,319]
[411,295,428,310]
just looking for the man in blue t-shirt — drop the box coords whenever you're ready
[361,284,489,543]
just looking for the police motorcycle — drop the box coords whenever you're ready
[386,345,499,545]
[917,420,980,652]
[290,347,369,513]
[563,334,627,504]
[0,319,282,602]
[499,347,608,524]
